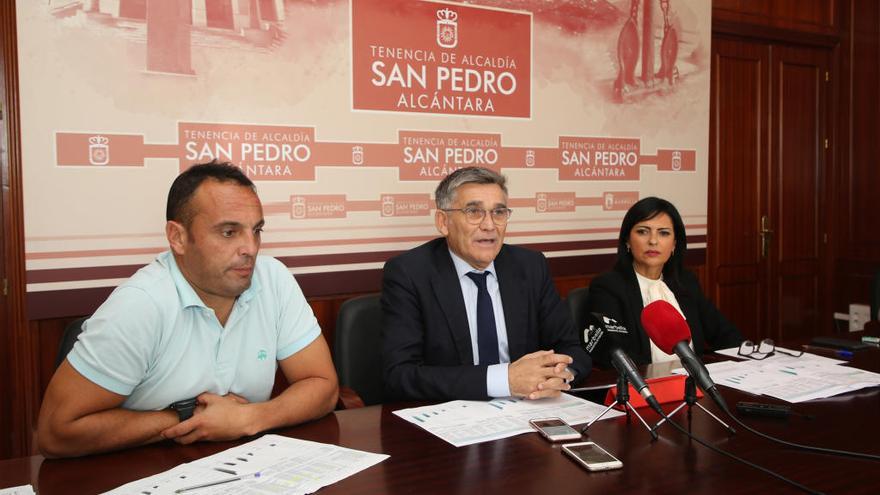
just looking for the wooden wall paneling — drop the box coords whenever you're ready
[0,5,9,458]
[553,275,592,300]
[834,260,880,318]
[833,0,879,320]
[846,0,880,258]
[691,264,707,290]
[713,0,838,35]
[826,0,848,328]
[0,86,7,458]
[708,36,769,343]
[1,1,36,460]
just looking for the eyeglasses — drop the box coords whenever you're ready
[737,338,804,360]
[441,206,512,225]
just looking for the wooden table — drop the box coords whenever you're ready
[2,347,878,494]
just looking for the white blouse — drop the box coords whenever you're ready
[634,268,690,363]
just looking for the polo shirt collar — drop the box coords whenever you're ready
[163,251,261,309]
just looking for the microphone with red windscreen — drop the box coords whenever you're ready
[641,300,727,408]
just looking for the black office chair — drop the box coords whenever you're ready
[55,316,89,369]
[871,270,880,322]
[333,294,384,407]
[566,287,591,334]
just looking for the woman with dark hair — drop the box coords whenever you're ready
[586,197,742,368]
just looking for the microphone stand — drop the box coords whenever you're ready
[582,373,658,441]
[651,376,736,435]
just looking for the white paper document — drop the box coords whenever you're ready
[673,349,880,403]
[393,392,623,447]
[103,435,388,495]
[0,486,35,495]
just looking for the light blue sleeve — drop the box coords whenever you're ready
[486,363,511,398]
[67,286,162,396]
[268,258,321,360]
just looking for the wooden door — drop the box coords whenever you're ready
[769,44,830,342]
[709,36,770,343]
[709,37,830,342]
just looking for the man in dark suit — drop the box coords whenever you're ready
[382,167,591,401]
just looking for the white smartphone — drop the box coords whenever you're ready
[562,441,623,471]
[529,417,581,442]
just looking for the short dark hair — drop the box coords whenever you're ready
[616,196,688,288]
[434,167,507,209]
[166,160,255,224]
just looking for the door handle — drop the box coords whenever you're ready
[760,215,774,258]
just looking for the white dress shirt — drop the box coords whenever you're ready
[449,250,511,397]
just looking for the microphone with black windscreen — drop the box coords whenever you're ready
[580,313,662,415]
[579,313,660,439]
[640,300,728,409]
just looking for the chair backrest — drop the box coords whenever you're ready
[872,270,880,322]
[566,287,591,335]
[55,316,88,369]
[333,295,384,406]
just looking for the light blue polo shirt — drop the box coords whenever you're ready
[67,251,321,411]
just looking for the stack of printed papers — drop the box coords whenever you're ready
[393,393,622,447]
[104,435,388,495]
[672,348,880,403]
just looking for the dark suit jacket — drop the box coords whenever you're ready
[381,238,591,401]
[586,264,743,368]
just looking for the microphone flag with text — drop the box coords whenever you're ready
[580,312,662,414]
[640,300,728,409]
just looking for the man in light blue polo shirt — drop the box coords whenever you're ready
[37,162,339,458]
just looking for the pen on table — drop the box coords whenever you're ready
[174,472,261,493]
[801,345,854,360]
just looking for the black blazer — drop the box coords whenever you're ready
[381,238,591,401]
[586,264,743,368]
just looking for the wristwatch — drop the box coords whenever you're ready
[169,397,198,422]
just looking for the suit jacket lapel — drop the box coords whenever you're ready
[430,241,475,365]
[622,264,652,358]
[495,246,528,360]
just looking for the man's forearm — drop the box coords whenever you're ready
[39,407,178,458]
[246,376,338,435]
[386,363,490,401]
